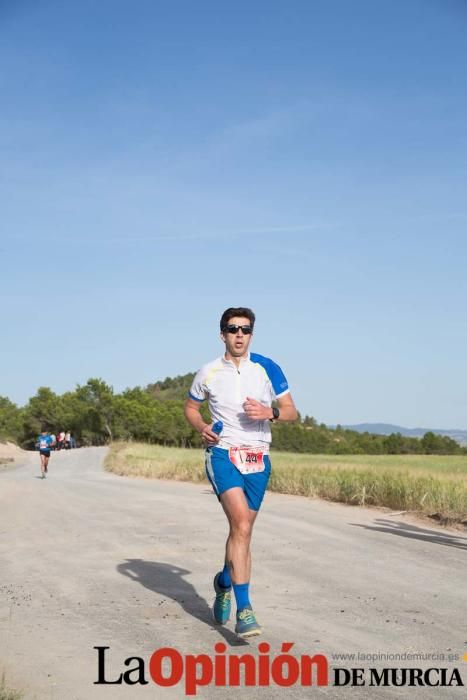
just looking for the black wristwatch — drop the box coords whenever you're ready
[270,407,280,422]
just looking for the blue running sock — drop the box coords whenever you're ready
[233,582,250,611]
[218,563,231,589]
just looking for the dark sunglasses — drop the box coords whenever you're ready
[223,324,253,335]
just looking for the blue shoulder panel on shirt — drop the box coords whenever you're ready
[250,353,289,396]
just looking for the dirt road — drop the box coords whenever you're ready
[0,448,465,699]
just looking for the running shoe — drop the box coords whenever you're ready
[212,572,231,624]
[235,606,262,638]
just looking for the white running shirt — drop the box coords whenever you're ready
[188,352,290,449]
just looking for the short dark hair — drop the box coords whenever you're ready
[220,307,256,332]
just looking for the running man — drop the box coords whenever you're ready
[36,428,53,479]
[184,307,298,638]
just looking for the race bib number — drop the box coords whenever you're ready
[228,447,266,474]
[40,439,48,449]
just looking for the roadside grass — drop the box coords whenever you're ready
[105,443,467,525]
[0,674,23,700]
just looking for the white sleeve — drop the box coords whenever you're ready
[188,368,207,402]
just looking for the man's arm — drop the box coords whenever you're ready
[243,392,298,422]
[275,392,298,421]
[184,398,220,445]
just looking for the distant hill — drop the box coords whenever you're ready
[146,372,195,402]
[338,423,467,447]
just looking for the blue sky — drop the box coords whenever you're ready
[1,0,466,428]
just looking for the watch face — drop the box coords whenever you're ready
[273,407,280,420]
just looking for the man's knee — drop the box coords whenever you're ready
[230,518,253,540]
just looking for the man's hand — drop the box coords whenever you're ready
[243,397,271,421]
[184,398,220,446]
[201,424,221,446]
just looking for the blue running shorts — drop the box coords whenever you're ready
[205,446,271,512]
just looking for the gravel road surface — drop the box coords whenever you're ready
[0,448,465,699]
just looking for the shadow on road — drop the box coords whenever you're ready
[350,519,467,551]
[117,559,245,646]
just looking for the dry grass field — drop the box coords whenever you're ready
[105,443,467,525]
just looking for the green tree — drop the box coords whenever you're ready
[0,396,23,441]
[75,378,115,442]
[384,432,404,454]
[23,387,64,445]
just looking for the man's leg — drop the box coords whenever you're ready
[219,487,262,637]
[207,448,262,634]
[220,487,257,584]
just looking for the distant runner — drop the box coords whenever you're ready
[184,307,298,638]
[36,429,53,479]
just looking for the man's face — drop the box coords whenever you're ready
[221,316,253,358]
